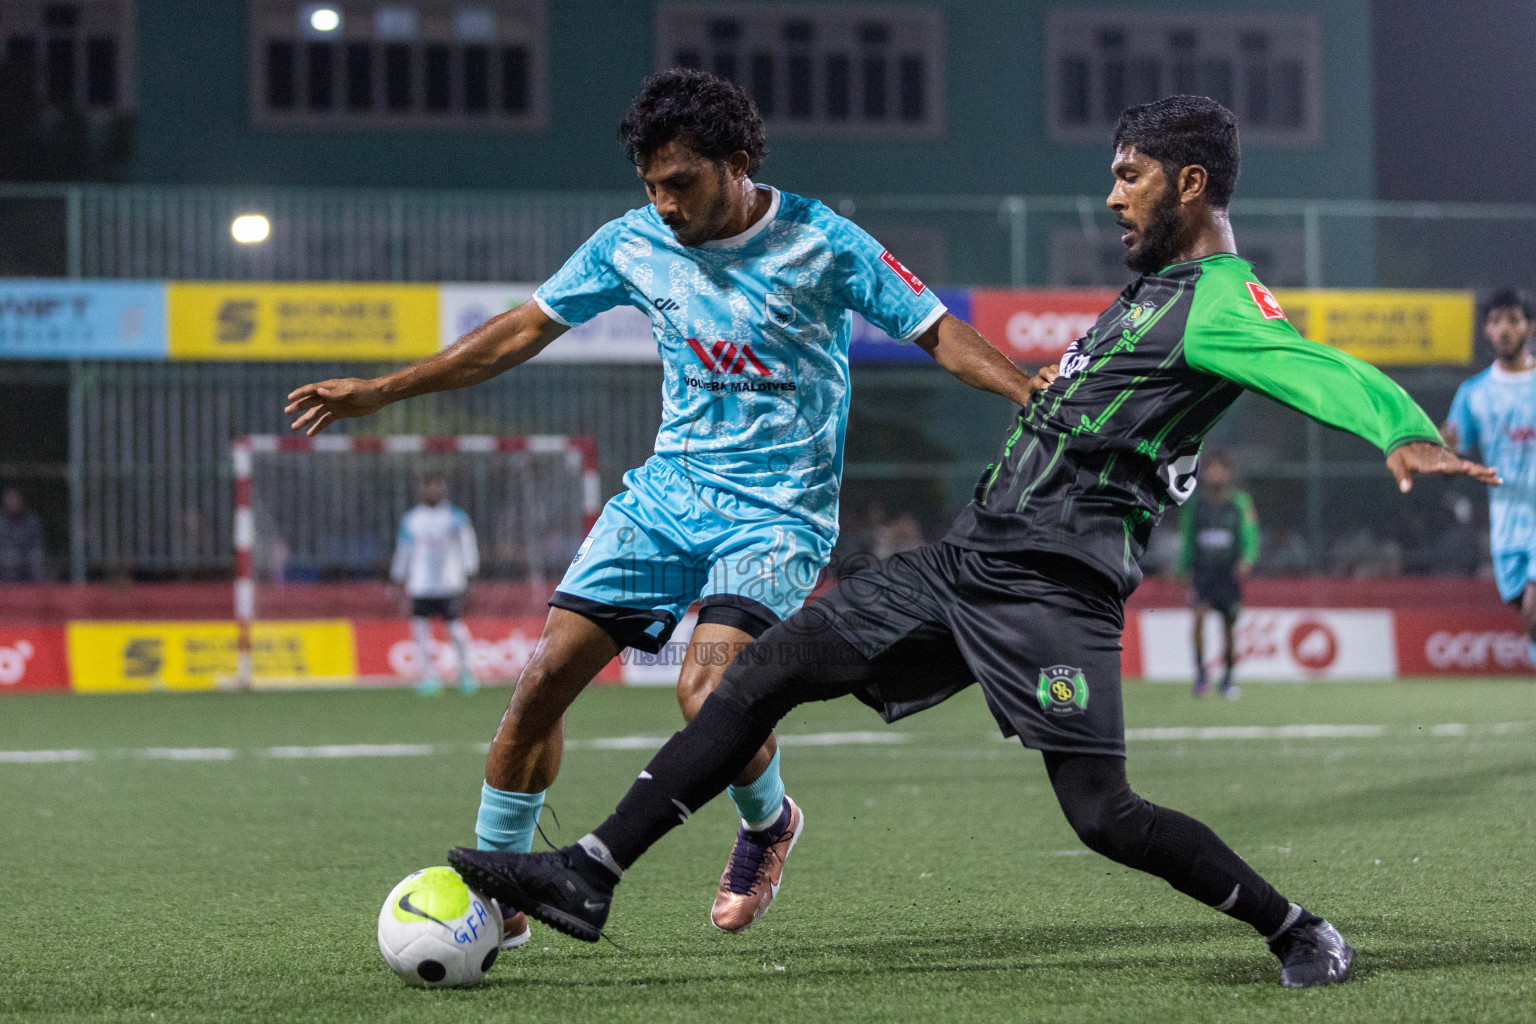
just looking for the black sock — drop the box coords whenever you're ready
[593,693,773,868]
[1045,752,1297,939]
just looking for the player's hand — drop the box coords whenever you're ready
[284,378,388,436]
[1386,440,1500,493]
[1027,363,1061,401]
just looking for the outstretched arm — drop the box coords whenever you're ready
[285,302,568,436]
[912,313,1055,407]
[1183,299,1498,490]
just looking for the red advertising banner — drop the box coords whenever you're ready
[0,625,70,692]
[970,288,1119,364]
[1394,609,1535,676]
[351,617,622,684]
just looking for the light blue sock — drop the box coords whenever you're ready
[475,782,545,852]
[1527,639,1536,671]
[727,749,786,830]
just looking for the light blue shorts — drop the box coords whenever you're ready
[1492,548,1536,604]
[550,456,835,652]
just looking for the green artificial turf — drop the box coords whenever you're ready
[1,679,1533,1023]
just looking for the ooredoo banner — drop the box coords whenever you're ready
[969,288,1120,364]
[0,626,70,692]
[1137,608,1397,681]
[1394,610,1534,675]
[351,617,623,683]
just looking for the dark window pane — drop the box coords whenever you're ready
[674,48,700,70]
[345,42,372,110]
[1100,58,1124,122]
[787,53,811,118]
[463,44,489,112]
[750,51,774,116]
[708,19,740,42]
[782,20,813,44]
[1274,60,1304,127]
[1129,57,1160,106]
[1200,59,1233,109]
[45,38,74,106]
[1240,32,1269,53]
[267,40,296,109]
[307,41,334,109]
[1095,27,1125,49]
[425,44,450,111]
[862,55,886,119]
[1168,29,1197,51]
[898,55,924,120]
[385,43,411,110]
[44,5,80,30]
[6,38,38,103]
[712,50,737,82]
[1245,61,1270,125]
[1059,56,1089,124]
[501,45,528,113]
[85,37,115,106]
[859,22,889,45]
[824,54,849,120]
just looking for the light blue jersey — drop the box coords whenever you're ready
[534,186,946,535]
[1446,363,1536,601]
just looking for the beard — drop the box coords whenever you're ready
[1123,184,1189,275]
[671,166,735,247]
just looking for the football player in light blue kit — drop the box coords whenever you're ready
[286,69,1042,943]
[1444,288,1536,663]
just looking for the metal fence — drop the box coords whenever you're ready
[4,182,1536,289]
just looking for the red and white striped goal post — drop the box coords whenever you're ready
[231,434,600,690]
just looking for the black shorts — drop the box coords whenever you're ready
[548,591,780,654]
[411,595,465,620]
[805,542,1127,758]
[1191,573,1242,621]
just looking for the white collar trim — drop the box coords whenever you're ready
[1489,360,1536,381]
[699,186,780,249]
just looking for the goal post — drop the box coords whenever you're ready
[232,434,600,690]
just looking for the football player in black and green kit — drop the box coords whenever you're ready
[1179,450,1258,698]
[449,96,1499,989]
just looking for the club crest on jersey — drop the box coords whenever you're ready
[879,250,927,295]
[1246,281,1287,320]
[1120,301,1158,329]
[1037,665,1089,716]
[765,293,796,327]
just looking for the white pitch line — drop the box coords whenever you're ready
[137,747,237,761]
[776,731,909,746]
[0,748,93,763]
[1125,724,1388,742]
[263,744,438,759]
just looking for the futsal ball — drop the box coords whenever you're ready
[377,867,503,987]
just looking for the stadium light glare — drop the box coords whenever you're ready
[231,214,271,244]
[309,7,341,32]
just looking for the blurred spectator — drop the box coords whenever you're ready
[874,512,925,559]
[0,487,46,582]
[1330,528,1403,578]
[1259,528,1312,574]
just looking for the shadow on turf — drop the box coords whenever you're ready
[1256,757,1536,831]
[476,919,1534,992]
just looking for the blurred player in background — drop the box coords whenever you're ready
[391,472,480,697]
[1443,288,1536,665]
[1178,450,1257,699]
[288,68,1040,946]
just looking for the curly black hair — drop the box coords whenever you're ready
[618,68,768,175]
[1113,95,1241,208]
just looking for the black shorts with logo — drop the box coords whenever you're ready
[806,542,1127,758]
[1191,571,1242,622]
[411,595,465,621]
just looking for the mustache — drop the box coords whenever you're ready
[1114,217,1135,231]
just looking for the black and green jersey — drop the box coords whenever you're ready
[1178,490,1259,581]
[944,253,1440,595]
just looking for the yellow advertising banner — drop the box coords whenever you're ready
[67,620,357,693]
[1273,290,1474,366]
[167,283,438,360]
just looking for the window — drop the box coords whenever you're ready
[1046,11,1321,146]
[657,4,944,138]
[250,2,547,129]
[0,0,134,116]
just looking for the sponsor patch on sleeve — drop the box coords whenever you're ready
[1246,280,1287,321]
[879,250,927,295]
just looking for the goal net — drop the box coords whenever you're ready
[232,435,598,689]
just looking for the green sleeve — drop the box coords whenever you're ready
[1183,268,1442,453]
[1177,500,1196,574]
[1233,491,1260,564]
